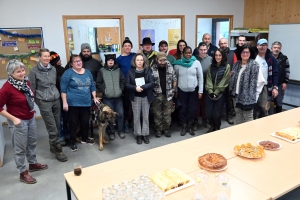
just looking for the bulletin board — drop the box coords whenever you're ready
[96,27,120,47]
[0,27,44,79]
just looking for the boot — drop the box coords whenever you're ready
[20,170,37,184]
[276,106,282,113]
[206,122,215,133]
[50,142,68,162]
[192,119,198,131]
[188,120,195,136]
[136,136,142,145]
[215,126,220,131]
[202,120,209,129]
[227,115,234,125]
[180,123,187,136]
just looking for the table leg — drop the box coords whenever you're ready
[66,180,71,200]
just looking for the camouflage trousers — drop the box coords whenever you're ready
[151,94,173,131]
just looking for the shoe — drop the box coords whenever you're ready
[20,170,37,184]
[202,120,209,129]
[206,125,215,133]
[70,143,78,152]
[215,126,220,131]
[180,123,187,136]
[155,130,162,138]
[124,123,130,133]
[55,152,68,162]
[109,134,115,141]
[163,130,171,138]
[142,136,150,144]
[81,138,95,145]
[227,117,234,125]
[60,140,67,146]
[118,132,125,139]
[188,120,195,136]
[29,163,48,172]
[136,136,142,145]
[50,141,63,153]
[192,120,198,131]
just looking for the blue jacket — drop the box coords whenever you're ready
[125,67,155,103]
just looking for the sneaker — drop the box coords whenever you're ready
[70,143,78,152]
[118,132,125,139]
[81,138,95,145]
[109,134,115,141]
[124,123,130,133]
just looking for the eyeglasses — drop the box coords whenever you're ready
[73,60,82,63]
[241,51,250,54]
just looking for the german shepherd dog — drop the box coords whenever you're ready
[93,102,118,151]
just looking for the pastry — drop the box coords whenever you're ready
[234,143,264,158]
[198,153,227,170]
[276,127,300,141]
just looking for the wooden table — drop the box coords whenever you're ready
[64,108,300,200]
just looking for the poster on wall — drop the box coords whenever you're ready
[168,29,181,50]
[140,29,155,50]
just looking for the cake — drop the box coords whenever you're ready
[198,153,227,170]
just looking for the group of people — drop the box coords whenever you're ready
[0,33,290,184]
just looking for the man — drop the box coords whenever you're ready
[193,42,212,130]
[254,38,279,119]
[140,37,157,67]
[193,33,218,57]
[80,43,103,82]
[218,38,235,125]
[233,35,246,63]
[158,40,176,65]
[151,52,177,138]
[271,41,290,113]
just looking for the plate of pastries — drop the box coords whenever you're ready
[234,143,265,158]
[149,168,195,195]
[198,153,227,171]
[257,140,282,150]
[271,127,300,143]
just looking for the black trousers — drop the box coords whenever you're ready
[206,94,225,128]
[177,88,198,123]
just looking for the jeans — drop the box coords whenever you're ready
[103,97,124,132]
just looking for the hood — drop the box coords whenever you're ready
[103,63,119,71]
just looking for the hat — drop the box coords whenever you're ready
[81,43,91,51]
[50,51,60,65]
[159,40,168,47]
[104,54,116,64]
[140,37,155,46]
[257,38,268,45]
[122,37,133,47]
[157,52,167,61]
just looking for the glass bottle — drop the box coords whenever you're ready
[211,174,231,200]
[194,171,210,200]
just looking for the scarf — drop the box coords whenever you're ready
[7,75,35,112]
[37,62,52,72]
[173,56,196,68]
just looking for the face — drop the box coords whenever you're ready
[157,58,167,67]
[107,59,114,67]
[257,43,268,54]
[238,36,246,46]
[202,34,211,45]
[82,49,91,58]
[142,44,152,52]
[178,42,186,52]
[215,51,222,63]
[241,48,251,60]
[123,43,132,54]
[71,57,83,69]
[159,44,168,53]
[183,48,192,59]
[271,44,281,56]
[219,39,228,50]
[135,55,144,68]
[39,52,50,65]
[11,67,26,81]
[198,46,208,57]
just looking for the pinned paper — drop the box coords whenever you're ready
[14,47,19,51]
[1,60,5,64]
[35,40,40,44]
[30,56,36,61]
[28,39,35,44]
[23,59,28,64]
[31,50,36,53]
[18,38,25,42]
[28,65,32,69]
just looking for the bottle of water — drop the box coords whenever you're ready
[211,174,231,200]
[194,171,210,200]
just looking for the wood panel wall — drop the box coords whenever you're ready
[244,0,300,28]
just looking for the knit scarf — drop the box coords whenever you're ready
[37,62,52,72]
[7,76,35,112]
[173,56,196,68]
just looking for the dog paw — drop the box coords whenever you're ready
[103,140,109,144]
[99,146,104,151]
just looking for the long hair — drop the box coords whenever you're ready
[131,53,149,68]
[174,39,187,60]
[212,49,227,66]
[236,45,256,61]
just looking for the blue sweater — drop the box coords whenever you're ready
[60,68,96,107]
[116,53,136,78]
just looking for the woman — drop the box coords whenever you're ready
[229,45,262,124]
[174,39,187,60]
[126,53,154,145]
[205,49,230,132]
[60,54,99,151]
[173,46,203,136]
[0,59,47,184]
[28,48,67,162]
[116,37,136,133]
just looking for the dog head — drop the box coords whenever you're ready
[98,104,118,126]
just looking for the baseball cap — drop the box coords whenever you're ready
[158,40,168,47]
[257,38,268,45]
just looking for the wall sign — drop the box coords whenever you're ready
[1,41,18,47]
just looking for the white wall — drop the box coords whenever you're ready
[197,18,213,45]
[0,0,245,122]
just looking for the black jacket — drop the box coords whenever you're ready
[51,64,67,92]
[275,52,289,85]
[80,53,103,81]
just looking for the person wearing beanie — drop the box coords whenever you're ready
[116,37,136,133]
[96,54,126,140]
[140,37,157,67]
[151,52,177,138]
[80,43,103,82]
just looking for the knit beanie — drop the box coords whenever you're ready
[81,43,91,52]
[50,51,60,65]
[122,37,133,47]
[104,54,116,65]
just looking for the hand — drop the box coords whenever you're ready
[136,86,143,92]
[198,93,202,99]
[282,83,287,90]
[272,89,278,98]
[94,98,100,105]
[63,102,69,111]
[265,101,270,111]
[209,93,216,98]
[13,118,21,126]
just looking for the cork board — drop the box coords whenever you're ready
[0,28,44,79]
[96,27,120,46]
